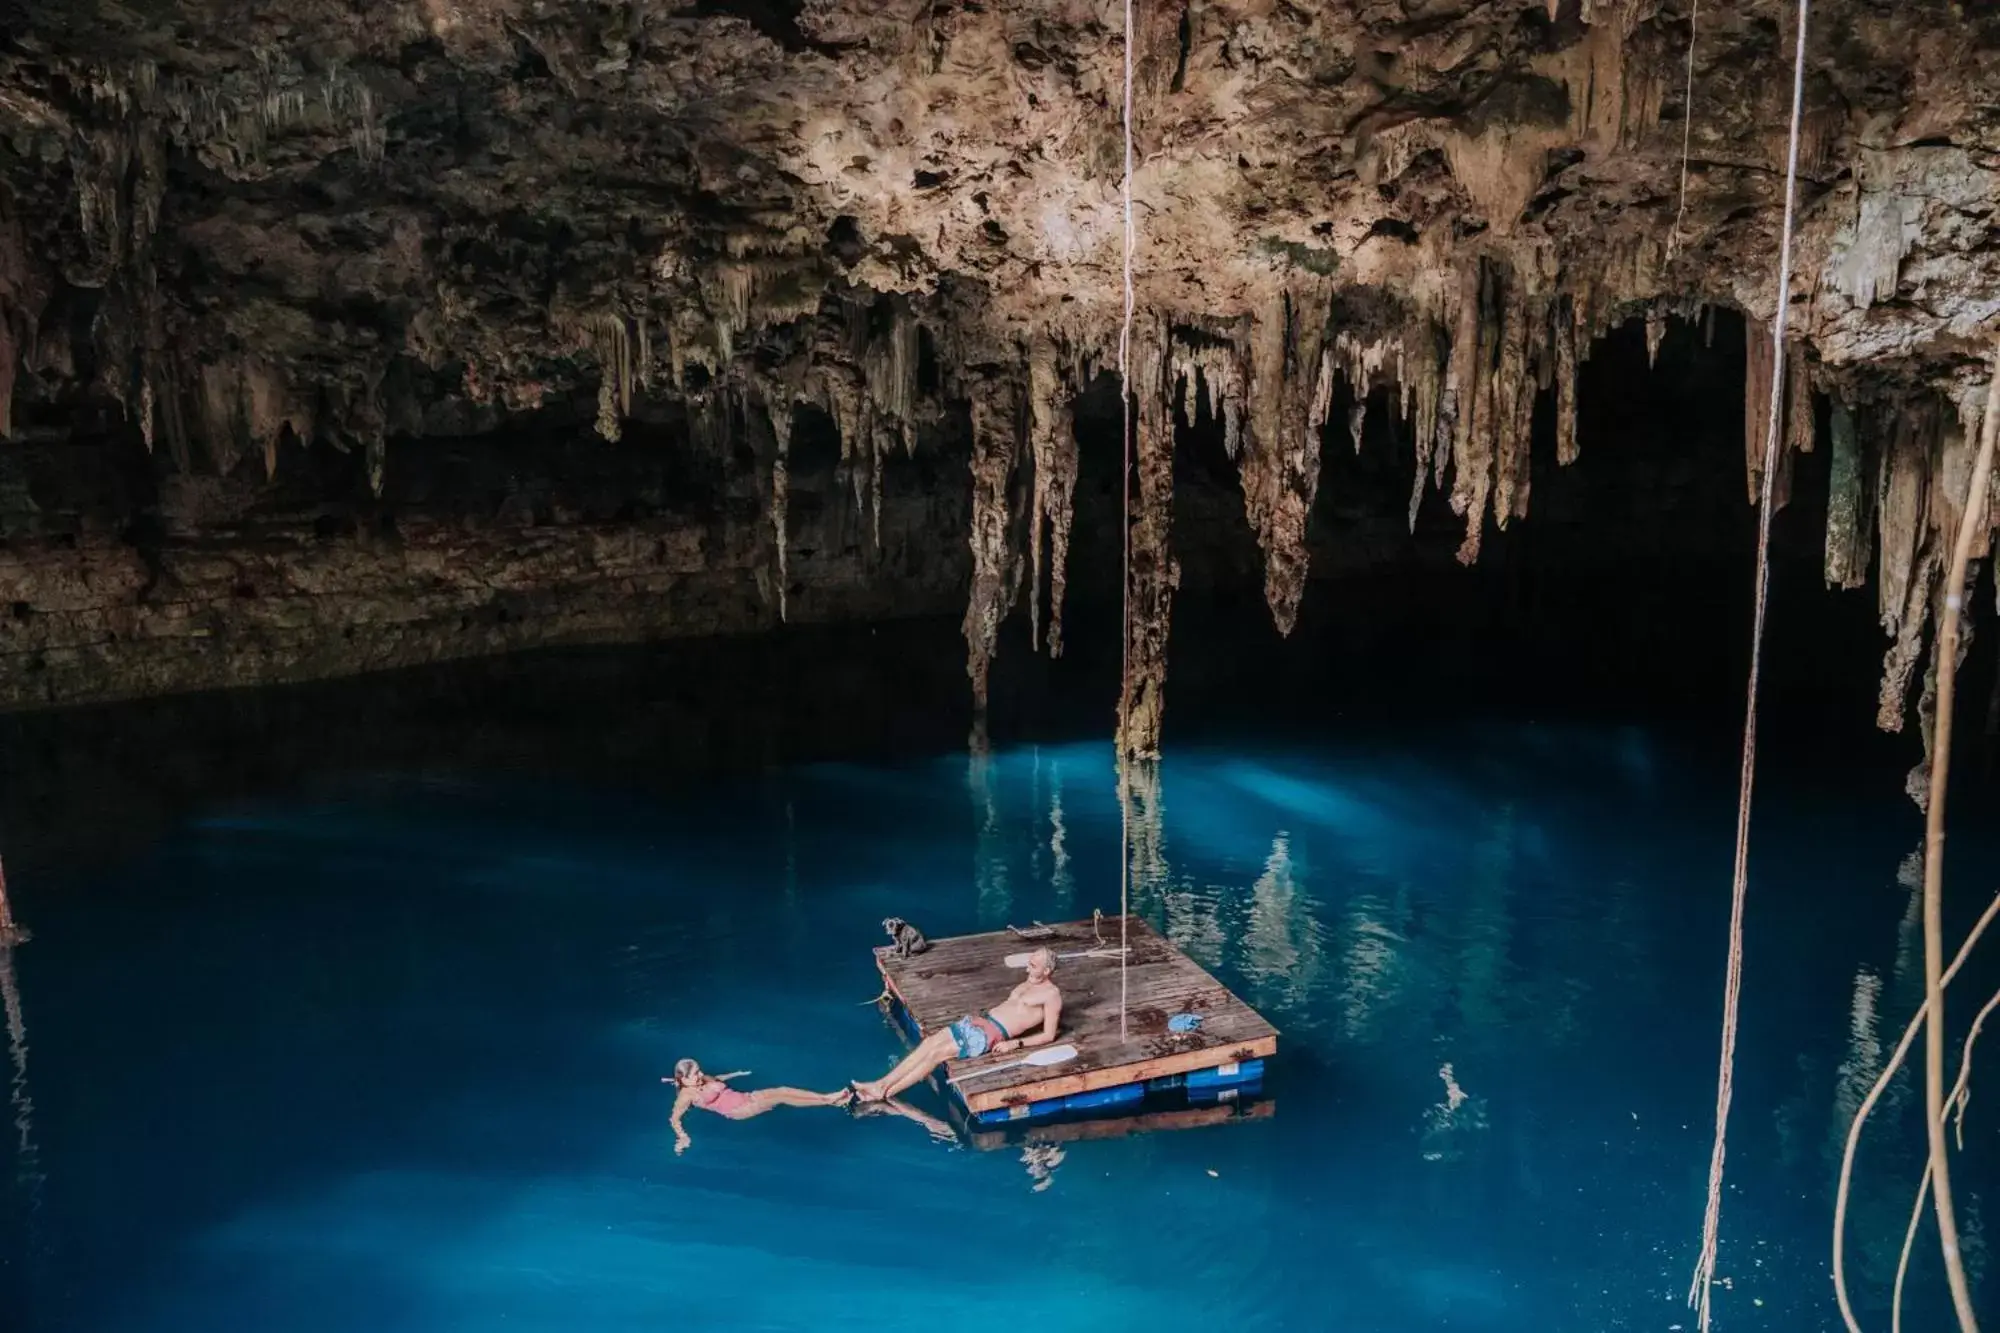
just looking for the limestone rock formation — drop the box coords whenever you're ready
[0,0,1997,740]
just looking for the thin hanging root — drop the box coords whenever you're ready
[1892,1160,1931,1333]
[1669,0,1699,257]
[1689,1,1810,1327]
[1833,881,2000,1332]
[1887,980,2000,1333]
[1952,984,2000,1146]
[1909,333,1998,1333]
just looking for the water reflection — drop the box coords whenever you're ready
[968,749,1011,927]
[1241,835,1331,1022]
[0,860,43,1263]
[1830,967,1884,1168]
[1451,806,1518,1045]
[1019,1141,1066,1193]
[1122,758,1168,915]
[1419,1063,1489,1163]
[1045,755,1074,913]
[1334,891,1410,1043]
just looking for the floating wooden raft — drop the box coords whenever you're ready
[959,1097,1275,1152]
[873,915,1278,1128]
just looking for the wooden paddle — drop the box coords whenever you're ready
[947,1043,1079,1085]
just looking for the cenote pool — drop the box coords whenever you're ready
[0,717,1992,1331]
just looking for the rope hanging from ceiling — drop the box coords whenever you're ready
[1687,0,1809,1327]
[1116,0,1137,1043]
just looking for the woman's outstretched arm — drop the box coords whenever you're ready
[667,1085,696,1154]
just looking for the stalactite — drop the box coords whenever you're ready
[1548,17,1662,150]
[1555,301,1580,466]
[144,351,190,471]
[595,378,621,442]
[837,295,898,544]
[706,262,755,364]
[1907,567,1977,811]
[1240,289,1334,635]
[1490,285,1535,530]
[70,129,131,285]
[1645,308,1666,368]
[1119,316,1178,761]
[1329,328,1402,407]
[556,312,632,442]
[686,389,727,461]
[870,424,886,551]
[859,300,921,455]
[1440,126,1567,234]
[1786,350,1815,455]
[1938,399,1994,565]
[1877,403,1942,732]
[1825,402,1874,590]
[811,360,868,511]
[769,396,792,624]
[1744,328,1777,506]
[1326,328,1405,460]
[1758,341,1815,513]
[1447,262,1497,564]
[1174,340,1246,459]
[192,357,305,479]
[250,367,293,472]
[963,368,1023,721]
[1829,152,1924,313]
[1026,334,1078,657]
[1403,322,1445,530]
[666,318,686,390]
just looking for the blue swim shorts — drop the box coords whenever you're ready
[948,1014,997,1059]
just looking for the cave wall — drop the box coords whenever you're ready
[0,402,972,707]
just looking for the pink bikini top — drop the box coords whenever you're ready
[693,1079,750,1113]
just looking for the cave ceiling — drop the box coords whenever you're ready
[4,0,1994,428]
[1,0,1998,747]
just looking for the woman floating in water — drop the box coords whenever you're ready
[666,1059,849,1153]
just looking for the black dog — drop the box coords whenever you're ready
[882,917,930,959]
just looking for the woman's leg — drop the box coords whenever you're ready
[761,1087,850,1109]
[731,1087,849,1119]
[856,1028,958,1102]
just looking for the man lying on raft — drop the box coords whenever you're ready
[852,947,1063,1102]
[667,1059,849,1153]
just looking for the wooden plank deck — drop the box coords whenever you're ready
[873,915,1278,1117]
[962,1098,1275,1152]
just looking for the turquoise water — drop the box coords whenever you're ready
[0,723,1992,1331]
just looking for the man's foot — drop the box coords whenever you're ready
[851,1079,888,1103]
[821,1088,855,1107]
